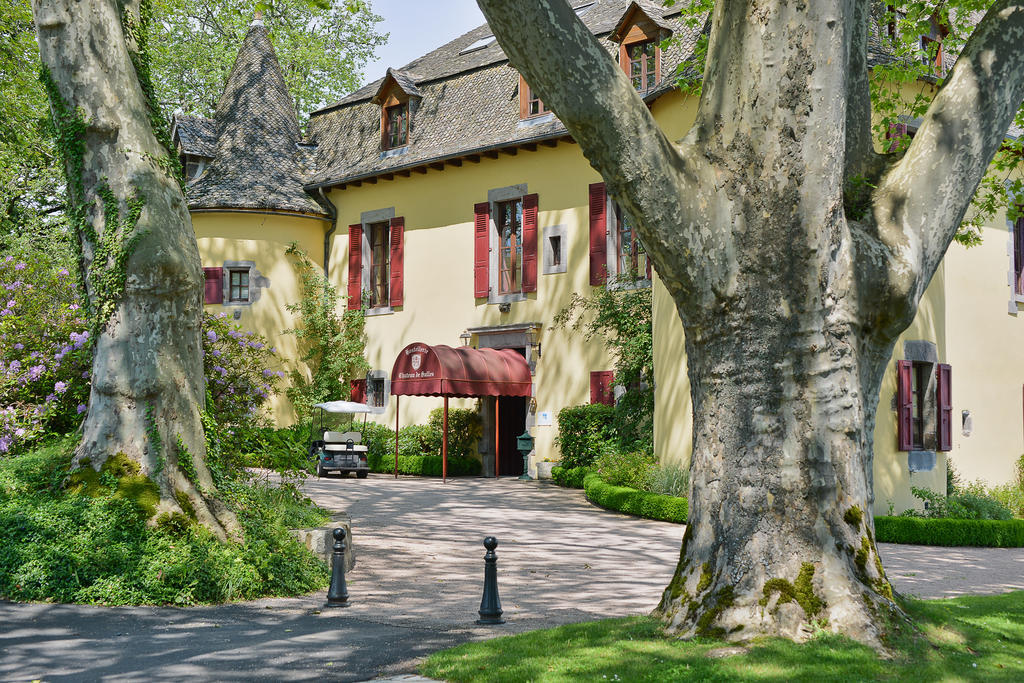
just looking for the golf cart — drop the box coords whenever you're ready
[308,401,371,478]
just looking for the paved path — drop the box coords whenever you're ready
[2,474,1023,682]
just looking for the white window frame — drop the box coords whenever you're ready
[360,207,395,316]
[487,184,528,304]
[605,198,651,290]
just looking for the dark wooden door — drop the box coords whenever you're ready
[497,396,527,476]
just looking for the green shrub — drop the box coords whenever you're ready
[555,404,616,469]
[583,473,688,524]
[428,407,482,459]
[875,516,1024,547]
[613,387,654,454]
[551,465,590,489]
[0,439,329,605]
[904,485,1014,521]
[361,421,396,470]
[592,449,656,490]
[232,423,311,474]
[645,461,690,498]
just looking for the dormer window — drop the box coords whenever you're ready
[372,68,421,152]
[611,2,672,95]
[626,40,657,92]
[384,102,408,149]
[519,75,549,119]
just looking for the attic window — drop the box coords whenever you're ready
[519,74,549,119]
[383,101,409,149]
[614,7,665,94]
[460,35,494,54]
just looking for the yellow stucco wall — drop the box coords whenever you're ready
[324,142,620,471]
[193,211,330,424]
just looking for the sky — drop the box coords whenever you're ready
[360,0,487,84]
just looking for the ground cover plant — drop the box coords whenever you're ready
[422,591,1024,682]
[0,437,329,605]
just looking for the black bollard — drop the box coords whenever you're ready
[325,527,349,608]
[476,536,505,624]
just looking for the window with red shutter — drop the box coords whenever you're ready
[203,267,223,305]
[590,370,615,406]
[1014,216,1024,296]
[522,194,538,293]
[474,202,490,297]
[589,183,607,286]
[347,224,362,310]
[389,216,405,306]
[896,360,913,451]
[937,363,952,452]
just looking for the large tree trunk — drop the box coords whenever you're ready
[478,0,1024,648]
[33,0,238,540]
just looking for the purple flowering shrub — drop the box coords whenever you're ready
[202,312,284,427]
[0,255,90,454]
[0,249,285,454]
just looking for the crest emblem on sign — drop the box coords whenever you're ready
[411,354,422,371]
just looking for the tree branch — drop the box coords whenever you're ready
[476,0,730,318]
[869,1,1024,332]
[845,0,885,186]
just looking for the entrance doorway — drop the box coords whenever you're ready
[497,395,528,477]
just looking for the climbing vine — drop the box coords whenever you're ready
[39,0,182,340]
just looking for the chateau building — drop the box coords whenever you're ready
[173,0,1024,514]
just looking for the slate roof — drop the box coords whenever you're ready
[172,115,217,158]
[306,0,699,189]
[185,20,328,217]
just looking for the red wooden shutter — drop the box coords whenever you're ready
[474,202,490,298]
[897,360,913,451]
[1015,217,1024,295]
[347,224,362,310]
[203,267,223,304]
[590,370,614,406]
[389,216,404,306]
[522,193,538,293]
[887,123,908,152]
[350,379,366,404]
[589,183,607,285]
[937,363,952,452]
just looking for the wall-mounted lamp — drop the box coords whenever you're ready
[459,331,473,347]
[525,325,541,359]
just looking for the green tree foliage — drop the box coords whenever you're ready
[553,281,652,388]
[666,0,1024,246]
[283,243,369,420]
[0,0,66,246]
[149,0,387,121]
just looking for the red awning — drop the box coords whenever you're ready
[390,342,532,398]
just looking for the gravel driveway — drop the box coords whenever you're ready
[2,473,1022,682]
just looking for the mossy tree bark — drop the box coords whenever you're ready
[478,0,1024,647]
[33,0,239,540]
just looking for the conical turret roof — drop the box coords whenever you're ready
[187,18,327,217]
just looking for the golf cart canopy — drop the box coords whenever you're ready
[313,401,372,413]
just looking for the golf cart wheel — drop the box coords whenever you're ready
[357,470,368,479]
[316,460,325,478]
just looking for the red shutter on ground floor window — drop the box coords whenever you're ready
[347,223,362,310]
[896,360,913,451]
[589,183,607,286]
[389,216,405,306]
[1015,218,1024,294]
[522,193,538,293]
[350,379,366,404]
[474,202,490,298]
[590,370,615,406]
[203,267,223,304]
[937,363,952,452]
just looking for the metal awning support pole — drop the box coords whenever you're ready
[394,395,400,479]
[443,395,449,484]
[495,396,500,479]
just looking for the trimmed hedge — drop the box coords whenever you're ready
[875,515,1024,547]
[367,452,481,477]
[551,465,590,489]
[583,473,688,524]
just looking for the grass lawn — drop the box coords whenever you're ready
[422,591,1024,682]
